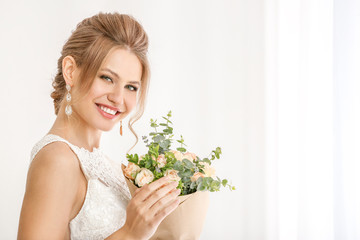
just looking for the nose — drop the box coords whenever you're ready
[107,86,125,107]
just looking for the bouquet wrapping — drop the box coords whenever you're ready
[122,111,234,240]
[122,164,209,240]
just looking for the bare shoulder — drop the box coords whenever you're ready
[25,141,81,191]
[18,142,81,239]
[30,141,79,171]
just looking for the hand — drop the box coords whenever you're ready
[122,177,181,240]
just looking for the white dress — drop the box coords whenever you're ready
[29,134,131,240]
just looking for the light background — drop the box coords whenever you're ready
[1,0,359,240]
[0,1,251,239]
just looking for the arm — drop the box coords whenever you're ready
[18,142,81,240]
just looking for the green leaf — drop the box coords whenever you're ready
[173,161,183,171]
[177,147,186,153]
[190,181,197,189]
[202,158,211,165]
[197,183,206,191]
[162,116,173,124]
[145,160,151,168]
[211,180,221,191]
[163,128,172,133]
[178,169,193,178]
[222,179,228,187]
[151,122,159,128]
[154,135,165,143]
[182,159,194,169]
[159,139,171,149]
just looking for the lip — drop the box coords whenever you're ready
[95,103,121,120]
[96,103,121,112]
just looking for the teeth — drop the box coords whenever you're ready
[99,105,117,115]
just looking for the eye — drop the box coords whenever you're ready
[126,85,138,91]
[100,75,113,83]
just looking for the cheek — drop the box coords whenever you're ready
[126,92,138,110]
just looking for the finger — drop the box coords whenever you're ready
[148,187,181,217]
[133,187,141,197]
[143,181,178,209]
[152,198,180,226]
[133,176,170,202]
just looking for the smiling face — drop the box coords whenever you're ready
[71,47,142,132]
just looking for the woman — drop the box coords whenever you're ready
[17,12,180,240]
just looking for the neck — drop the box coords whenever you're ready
[48,104,102,151]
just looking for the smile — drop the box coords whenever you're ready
[95,103,121,119]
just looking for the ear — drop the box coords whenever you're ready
[62,55,79,86]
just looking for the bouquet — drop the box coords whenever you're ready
[122,111,234,240]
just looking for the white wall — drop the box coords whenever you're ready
[0,0,265,239]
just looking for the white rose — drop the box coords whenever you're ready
[182,152,197,162]
[156,154,167,168]
[123,162,140,180]
[164,169,181,182]
[135,168,155,187]
[170,150,183,161]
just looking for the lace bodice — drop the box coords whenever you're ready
[29,134,131,240]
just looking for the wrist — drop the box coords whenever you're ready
[105,224,138,240]
[119,224,140,240]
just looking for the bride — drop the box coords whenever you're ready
[17,12,180,240]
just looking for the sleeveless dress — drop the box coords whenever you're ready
[29,134,131,240]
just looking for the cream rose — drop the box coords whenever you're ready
[191,172,205,182]
[123,162,140,180]
[182,152,197,162]
[201,162,216,178]
[135,168,154,187]
[170,150,183,161]
[156,154,167,168]
[164,169,181,182]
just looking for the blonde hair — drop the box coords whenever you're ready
[50,12,150,150]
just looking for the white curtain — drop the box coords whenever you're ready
[333,0,360,239]
[264,0,360,239]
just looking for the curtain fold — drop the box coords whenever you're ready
[265,0,335,239]
[265,0,360,239]
[333,0,360,239]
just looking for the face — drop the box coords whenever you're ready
[72,47,142,132]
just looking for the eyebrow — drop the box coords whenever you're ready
[100,68,141,85]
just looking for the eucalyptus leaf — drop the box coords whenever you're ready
[154,135,165,143]
[182,159,194,169]
[173,161,183,171]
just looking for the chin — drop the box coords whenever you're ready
[99,125,116,132]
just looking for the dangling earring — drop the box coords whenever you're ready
[65,84,72,116]
[120,120,123,136]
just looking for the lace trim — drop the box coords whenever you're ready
[69,179,127,240]
[30,134,131,201]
